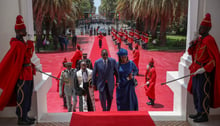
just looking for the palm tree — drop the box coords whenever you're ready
[116,0,188,45]
[116,0,133,20]
[32,0,80,51]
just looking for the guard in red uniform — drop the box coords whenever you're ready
[144,58,156,105]
[0,15,36,125]
[71,44,82,70]
[98,32,103,48]
[188,13,220,122]
[132,44,140,71]
[117,35,122,49]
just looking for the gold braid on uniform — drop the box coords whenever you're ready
[17,80,25,117]
[203,73,211,115]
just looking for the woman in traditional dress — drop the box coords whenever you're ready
[116,48,139,111]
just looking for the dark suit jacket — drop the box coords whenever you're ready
[92,57,119,96]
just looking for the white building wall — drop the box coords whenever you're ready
[0,0,19,60]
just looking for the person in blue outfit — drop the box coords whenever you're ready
[116,48,139,111]
[92,49,119,111]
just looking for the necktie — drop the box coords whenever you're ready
[104,60,107,70]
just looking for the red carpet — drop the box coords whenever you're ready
[70,111,155,126]
[36,35,184,113]
[89,36,111,63]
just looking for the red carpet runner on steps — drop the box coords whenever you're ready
[70,111,155,126]
[70,36,155,126]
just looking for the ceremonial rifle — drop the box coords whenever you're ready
[36,68,62,81]
[161,73,194,85]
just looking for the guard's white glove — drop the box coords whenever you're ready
[146,64,150,70]
[194,67,205,75]
[146,81,149,85]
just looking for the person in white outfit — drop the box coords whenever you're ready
[75,61,95,112]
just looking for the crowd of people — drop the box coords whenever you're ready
[111,27,149,50]
[56,25,158,112]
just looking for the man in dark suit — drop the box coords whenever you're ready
[92,49,119,111]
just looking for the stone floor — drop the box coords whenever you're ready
[0,118,190,126]
[2,117,220,126]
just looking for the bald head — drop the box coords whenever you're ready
[101,49,108,60]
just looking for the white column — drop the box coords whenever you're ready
[163,0,200,121]
[19,0,43,85]
[178,0,200,87]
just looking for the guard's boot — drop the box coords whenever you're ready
[193,113,208,122]
[189,112,201,119]
[27,116,36,122]
[17,118,34,125]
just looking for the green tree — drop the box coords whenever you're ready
[116,0,188,46]
[99,0,117,19]
[32,0,80,51]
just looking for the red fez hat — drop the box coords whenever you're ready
[63,58,67,64]
[149,58,154,64]
[76,44,80,49]
[200,13,212,28]
[15,15,26,30]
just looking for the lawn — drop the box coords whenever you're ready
[148,35,186,51]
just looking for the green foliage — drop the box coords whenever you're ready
[148,35,186,51]
[79,0,92,13]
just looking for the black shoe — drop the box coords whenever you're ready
[193,114,208,123]
[146,101,154,105]
[17,118,34,125]
[27,116,36,122]
[189,113,201,119]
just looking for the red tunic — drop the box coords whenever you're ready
[98,34,103,40]
[132,49,140,69]
[19,40,35,80]
[144,67,156,99]
[188,35,220,108]
[0,38,27,110]
[117,36,122,44]
[71,49,82,68]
